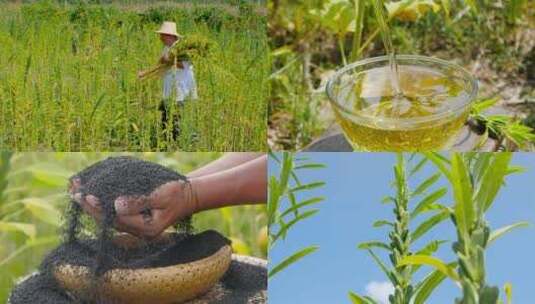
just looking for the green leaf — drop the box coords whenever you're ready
[398,255,460,281]
[268,151,281,163]
[412,173,441,196]
[294,163,326,170]
[0,221,36,239]
[22,198,61,227]
[473,153,512,214]
[415,240,448,256]
[488,221,530,246]
[450,154,474,238]
[23,162,72,188]
[423,152,452,182]
[280,197,324,218]
[289,181,326,193]
[385,0,440,22]
[366,249,392,281]
[381,196,396,204]
[279,152,293,194]
[411,240,448,274]
[411,187,447,218]
[471,97,499,114]
[358,241,390,251]
[268,176,280,226]
[288,191,299,217]
[413,263,456,304]
[409,156,428,177]
[411,210,450,243]
[373,220,394,228]
[268,246,319,278]
[0,235,59,268]
[349,291,377,304]
[272,209,319,242]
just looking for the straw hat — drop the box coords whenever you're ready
[155,21,182,38]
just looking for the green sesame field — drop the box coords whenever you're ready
[0,1,268,151]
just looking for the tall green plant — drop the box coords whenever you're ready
[268,152,325,278]
[0,152,12,206]
[400,153,528,303]
[350,154,451,304]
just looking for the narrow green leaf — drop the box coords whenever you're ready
[450,154,474,237]
[272,210,319,242]
[279,152,293,194]
[413,263,457,304]
[415,240,448,256]
[411,240,448,274]
[398,255,460,281]
[268,176,280,226]
[268,151,280,163]
[412,173,441,196]
[288,191,299,217]
[472,153,492,183]
[349,291,377,304]
[411,210,450,243]
[488,221,530,246]
[22,198,61,227]
[294,163,326,170]
[423,152,452,182]
[381,196,396,204]
[268,246,319,278]
[358,241,390,251]
[280,197,324,218]
[409,157,428,177]
[366,249,392,281]
[474,153,512,214]
[0,221,36,239]
[289,181,326,193]
[373,220,394,228]
[411,187,447,218]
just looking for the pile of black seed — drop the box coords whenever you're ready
[10,156,232,304]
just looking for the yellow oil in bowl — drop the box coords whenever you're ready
[327,56,477,151]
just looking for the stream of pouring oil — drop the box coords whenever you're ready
[370,0,403,98]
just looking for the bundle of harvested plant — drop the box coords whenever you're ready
[140,34,214,80]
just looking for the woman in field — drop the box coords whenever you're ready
[138,21,198,139]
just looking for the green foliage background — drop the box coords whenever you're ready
[0,152,267,302]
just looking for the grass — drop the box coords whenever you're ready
[0,152,267,303]
[0,1,268,151]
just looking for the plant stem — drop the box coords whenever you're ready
[350,0,365,62]
[389,153,413,304]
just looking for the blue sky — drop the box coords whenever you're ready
[268,153,535,304]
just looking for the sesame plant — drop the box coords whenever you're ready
[349,153,452,304]
[268,152,325,278]
[400,152,528,303]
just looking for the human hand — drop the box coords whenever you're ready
[137,70,146,79]
[69,178,197,239]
